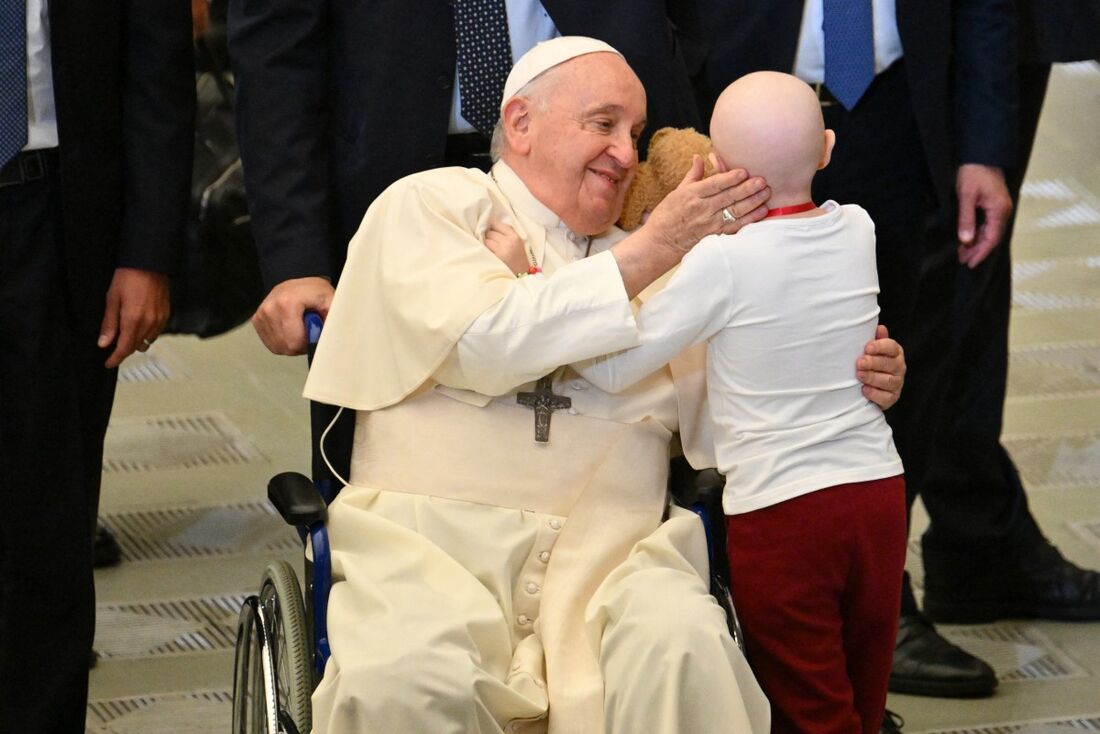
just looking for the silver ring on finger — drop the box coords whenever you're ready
[721,207,737,224]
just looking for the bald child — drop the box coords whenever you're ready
[560,72,907,734]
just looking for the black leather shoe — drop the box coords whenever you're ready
[889,612,997,698]
[94,522,122,568]
[880,709,904,734]
[924,541,1100,624]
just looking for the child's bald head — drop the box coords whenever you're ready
[710,72,834,199]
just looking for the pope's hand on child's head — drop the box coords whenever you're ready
[484,221,530,276]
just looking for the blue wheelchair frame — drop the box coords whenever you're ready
[267,311,335,682]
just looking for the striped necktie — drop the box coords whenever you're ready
[454,0,513,137]
[823,0,875,110]
[0,0,28,167]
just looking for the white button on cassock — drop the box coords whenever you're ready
[525,582,539,594]
[538,551,551,563]
[548,518,562,531]
[517,614,531,625]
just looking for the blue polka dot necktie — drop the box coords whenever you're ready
[454,0,513,137]
[0,0,28,167]
[823,0,875,110]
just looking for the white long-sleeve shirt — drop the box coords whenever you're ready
[574,202,903,514]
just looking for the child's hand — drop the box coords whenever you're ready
[484,221,530,275]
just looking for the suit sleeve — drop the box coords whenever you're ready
[665,0,706,79]
[117,0,196,275]
[228,0,333,289]
[953,0,1018,169]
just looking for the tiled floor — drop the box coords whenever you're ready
[87,63,1100,733]
[892,62,1100,733]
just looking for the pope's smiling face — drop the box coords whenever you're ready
[512,53,647,236]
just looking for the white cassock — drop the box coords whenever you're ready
[303,161,767,734]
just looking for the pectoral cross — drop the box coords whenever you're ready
[516,375,572,443]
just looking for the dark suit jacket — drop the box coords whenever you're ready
[47,0,194,337]
[228,0,703,290]
[695,0,1017,213]
[1020,0,1100,62]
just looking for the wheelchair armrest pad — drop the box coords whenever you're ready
[692,469,725,506]
[669,465,725,507]
[268,472,328,527]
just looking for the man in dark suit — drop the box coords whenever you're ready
[0,1,194,731]
[694,0,1019,704]
[914,0,1100,634]
[228,0,704,359]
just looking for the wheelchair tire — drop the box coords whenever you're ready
[232,561,312,734]
[231,595,267,734]
[260,560,313,734]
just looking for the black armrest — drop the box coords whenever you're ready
[268,471,327,527]
[692,468,725,507]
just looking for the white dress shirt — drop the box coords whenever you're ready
[24,0,58,150]
[448,0,560,134]
[793,0,904,84]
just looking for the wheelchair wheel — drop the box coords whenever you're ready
[713,576,746,654]
[231,596,267,734]
[232,561,312,734]
[261,561,313,733]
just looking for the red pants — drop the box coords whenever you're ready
[725,476,906,734]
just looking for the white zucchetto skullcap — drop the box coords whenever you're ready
[500,36,623,114]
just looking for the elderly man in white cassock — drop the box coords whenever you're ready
[303,36,906,734]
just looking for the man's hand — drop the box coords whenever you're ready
[98,267,170,369]
[645,155,770,254]
[252,276,335,355]
[857,325,906,409]
[613,156,771,300]
[956,163,1013,269]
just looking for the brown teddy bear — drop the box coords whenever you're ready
[617,127,716,231]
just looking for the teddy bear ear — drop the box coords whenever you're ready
[648,128,700,184]
[617,165,653,230]
[648,127,674,148]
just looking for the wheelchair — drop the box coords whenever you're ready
[231,314,742,734]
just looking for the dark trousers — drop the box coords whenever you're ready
[0,154,117,732]
[726,476,907,734]
[907,64,1053,604]
[809,63,1007,616]
[810,61,946,558]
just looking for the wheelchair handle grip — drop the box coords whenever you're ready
[304,311,324,346]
